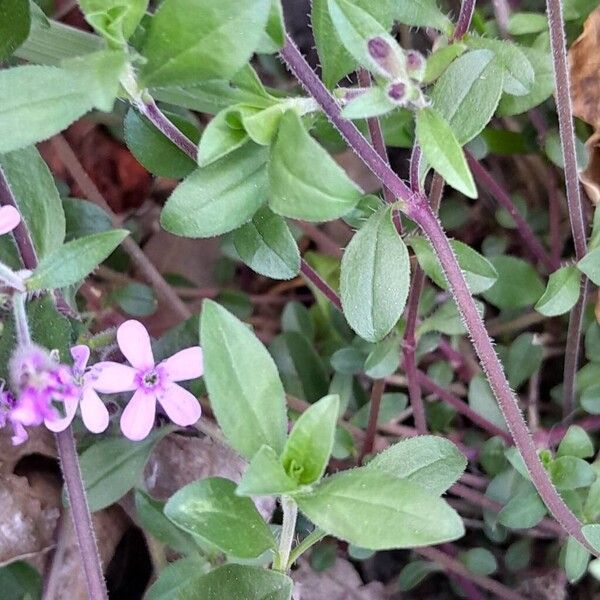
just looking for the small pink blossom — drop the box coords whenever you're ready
[0,389,27,445]
[91,320,203,441]
[9,344,78,429]
[0,205,20,235]
[45,345,109,434]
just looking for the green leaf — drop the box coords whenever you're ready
[0,146,65,258]
[236,445,299,496]
[416,108,476,198]
[79,0,148,44]
[270,331,329,402]
[140,0,271,87]
[0,562,42,600]
[124,108,200,179]
[393,0,451,30]
[197,108,249,167]
[63,198,112,241]
[423,43,468,84]
[418,298,484,337]
[364,338,401,378]
[327,0,406,79]
[398,561,442,592]
[498,481,546,529]
[200,300,288,459]
[79,429,168,512]
[549,456,596,490]
[342,86,397,120]
[578,247,600,286]
[112,282,157,317]
[146,563,293,600]
[268,111,362,222]
[296,469,464,549]
[582,385,600,414]
[409,236,498,294]
[27,230,129,291]
[0,55,125,153]
[460,548,497,576]
[0,0,30,60]
[582,524,600,553]
[164,477,276,558]
[505,333,544,390]
[508,12,548,35]
[557,426,594,459]
[161,144,268,238]
[366,435,466,495]
[564,537,590,583]
[233,207,300,280]
[535,266,582,316]
[281,395,339,485]
[257,0,285,53]
[135,489,198,555]
[468,374,508,432]
[482,256,545,310]
[351,392,407,426]
[497,47,554,116]
[465,37,534,96]
[431,50,504,146]
[340,206,410,342]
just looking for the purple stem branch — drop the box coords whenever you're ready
[546,0,590,418]
[466,153,558,271]
[135,95,199,160]
[277,35,592,550]
[453,0,477,40]
[300,259,342,310]
[409,145,423,193]
[1,162,108,600]
[358,378,386,464]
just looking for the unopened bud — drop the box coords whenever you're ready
[366,35,406,80]
[405,51,426,82]
[387,81,407,103]
[367,37,391,60]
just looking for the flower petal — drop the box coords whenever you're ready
[120,389,156,441]
[44,395,79,432]
[90,362,137,393]
[160,347,203,383]
[70,345,90,374]
[159,383,201,427]
[80,387,109,433]
[0,206,20,235]
[117,320,154,369]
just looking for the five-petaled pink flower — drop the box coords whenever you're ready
[91,320,203,441]
[45,345,110,434]
[0,205,20,235]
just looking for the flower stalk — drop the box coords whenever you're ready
[274,496,298,572]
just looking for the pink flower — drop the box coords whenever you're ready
[9,344,78,428]
[0,205,21,235]
[45,345,109,434]
[0,389,28,445]
[91,320,203,441]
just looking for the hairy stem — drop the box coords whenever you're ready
[300,259,342,310]
[410,198,590,549]
[279,34,591,550]
[136,95,199,159]
[0,261,25,292]
[453,0,477,40]
[546,0,589,418]
[467,153,558,271]
[274,496,298,572]
[5,170,108,599]
[55,429,107,600]
[358,378,386,464]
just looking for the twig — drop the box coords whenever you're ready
[300,259,342,310]
[546,0,589,418]
[466,153,558,271]
[50,135,192,321]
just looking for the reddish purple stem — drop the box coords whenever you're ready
[453,0,477,40]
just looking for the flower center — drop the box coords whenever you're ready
[137,366,166,392]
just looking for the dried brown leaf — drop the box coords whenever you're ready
[581,131,600,205]
[570,5,600,129]
[292,558,387,600]
[144,434,275,520]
